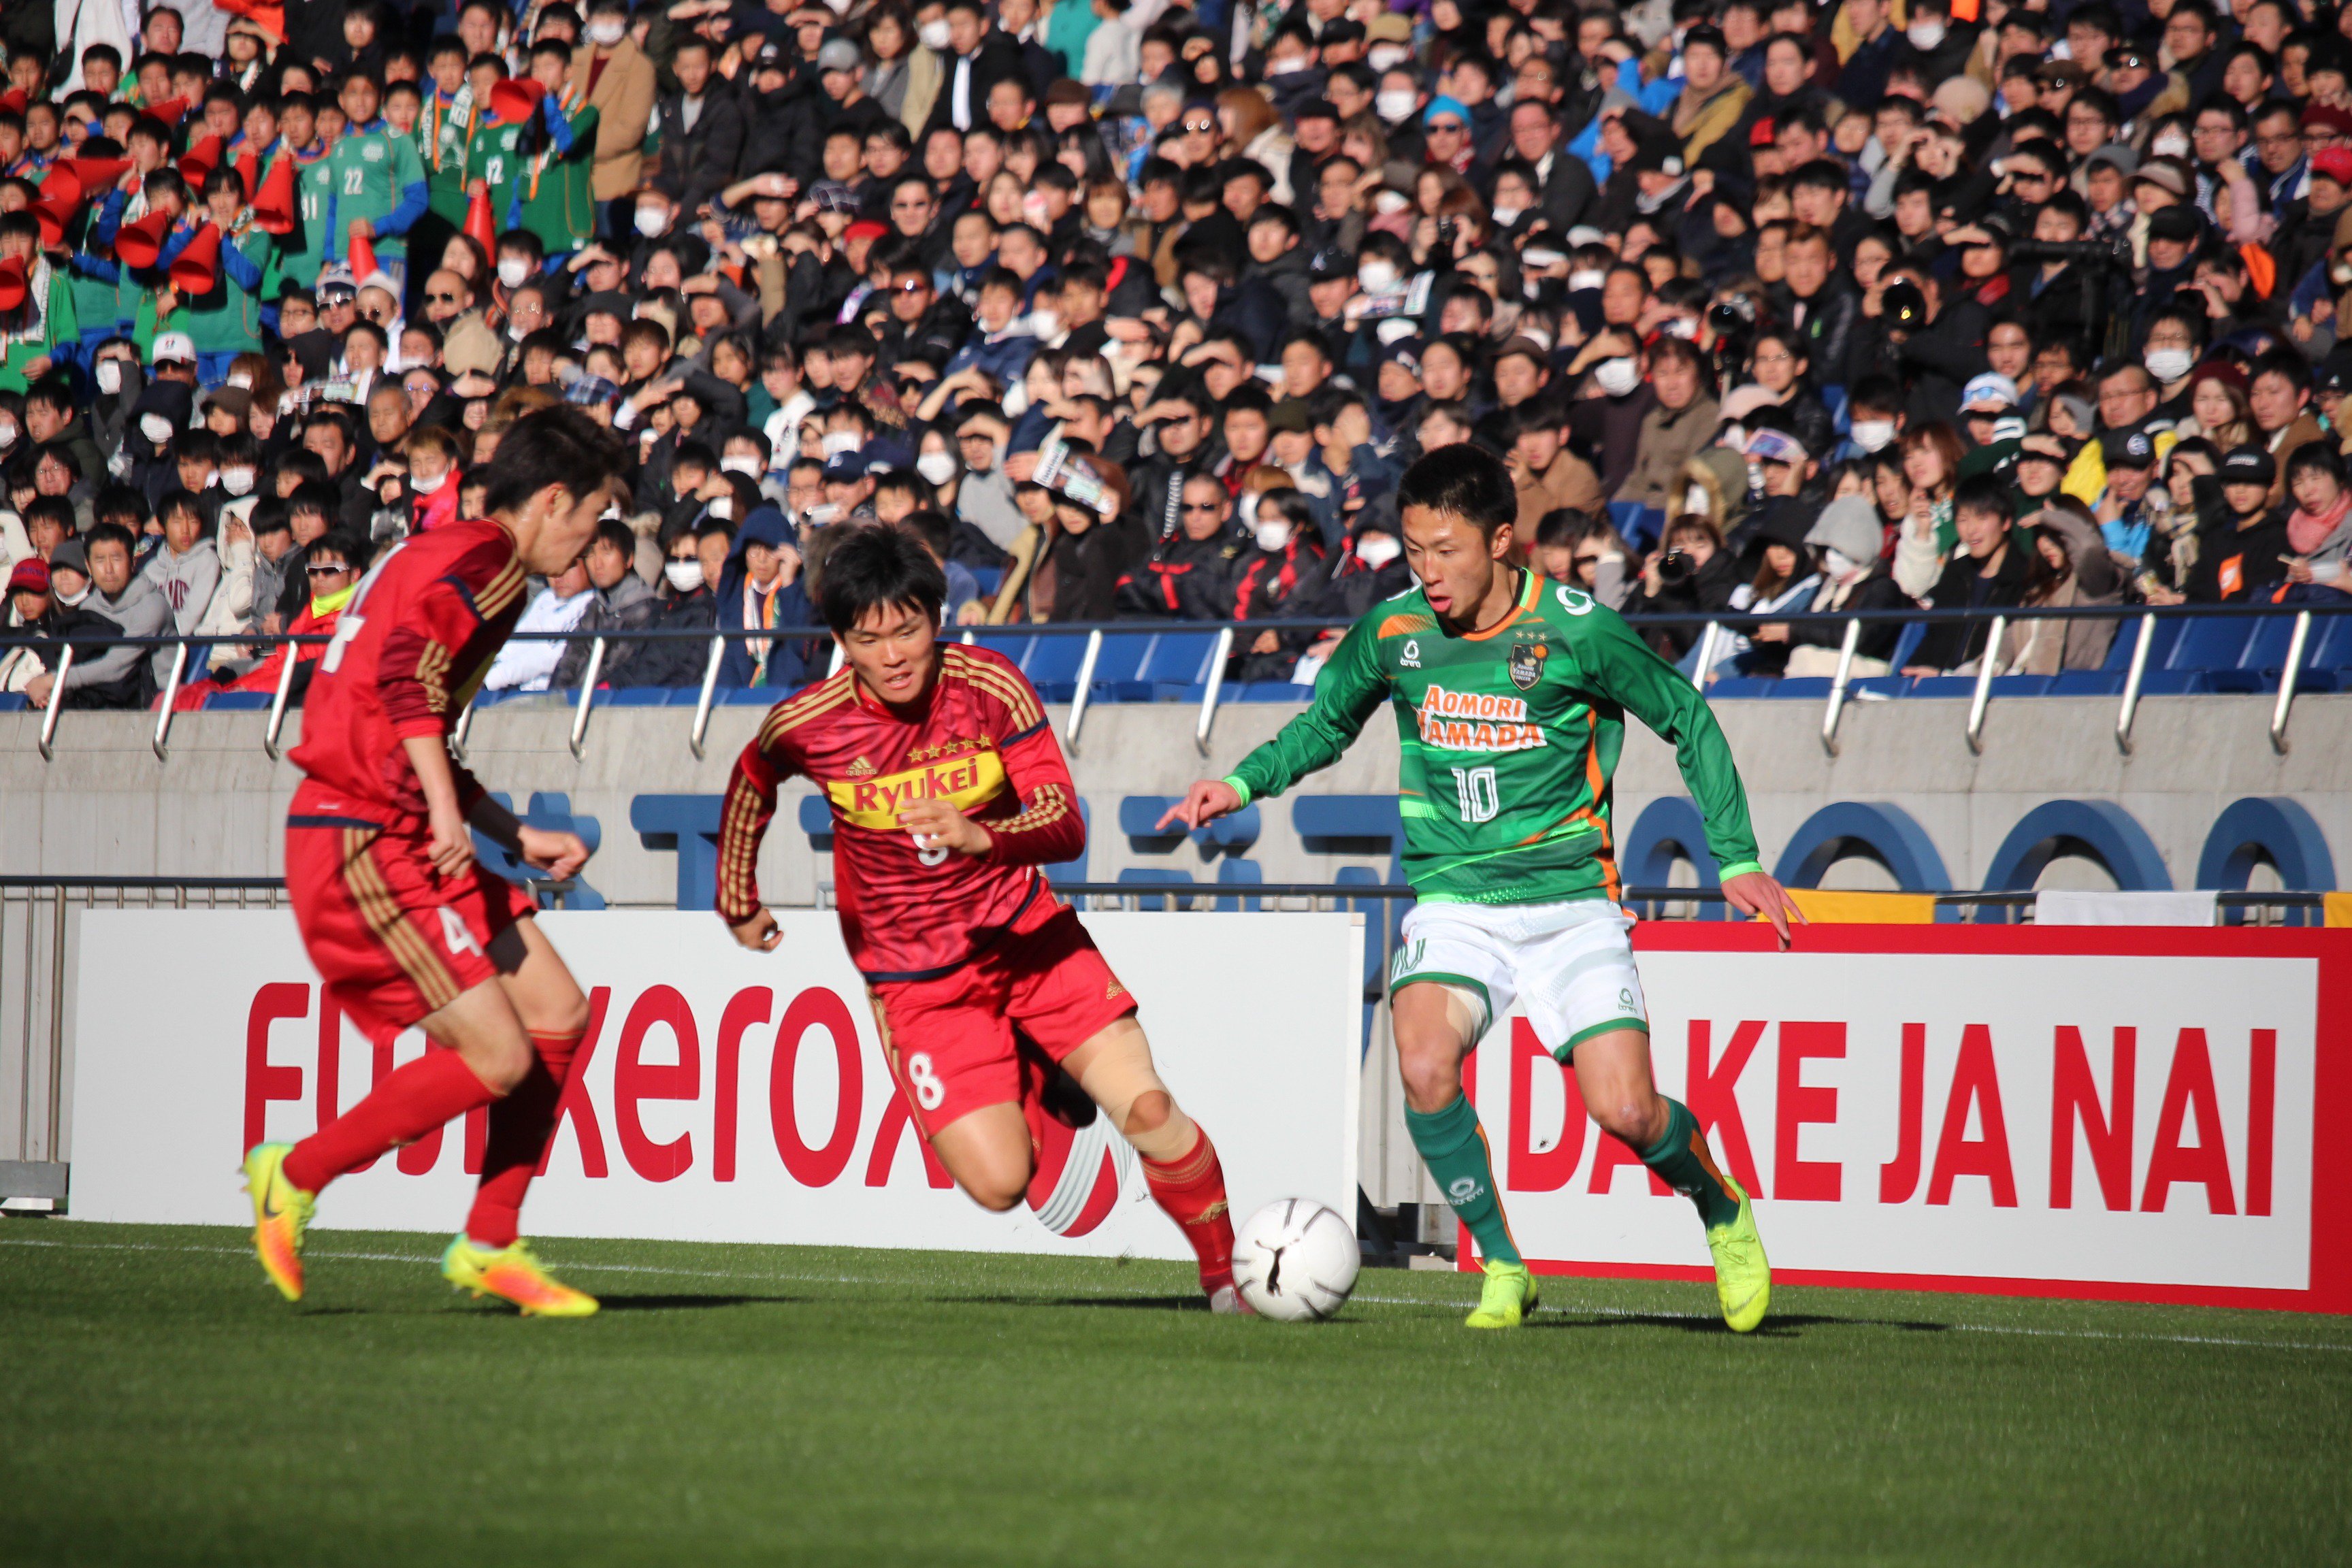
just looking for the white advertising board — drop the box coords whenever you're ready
[1465,924,2349,1313]
[69,911,1362,1262]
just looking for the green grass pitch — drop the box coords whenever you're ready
[3,1223,2349,1567]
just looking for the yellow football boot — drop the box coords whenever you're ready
[440,1237,600,1318]
[242,1143,315,1303]
[1706,1177,1771,1333]
[1463,1258,1539,1329]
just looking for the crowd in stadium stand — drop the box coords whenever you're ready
[5,0,2352,709]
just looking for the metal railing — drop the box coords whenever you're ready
[0,877,291,1212]
[8,600,2352,763]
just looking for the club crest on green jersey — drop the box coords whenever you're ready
[1508,638,1546,691]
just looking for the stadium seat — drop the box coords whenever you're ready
[602,687,673,706]
[969,566,1003,597]
[2046,670,2125,696]
[1043,798,1090,887]
[1905,676,1978,699]
[203,690,272,710]
[1084,630,1156,700]
[1020,632,1092,700]
[962,627,1031,668]
[1117,796,1187,849]
[1116,867,1194,910]
[1848,674,1908,699]
[2210,610,2311,693]
[719,687,776,704]
[798,792,834,851]
[1608,500,1665,552]
[1233,681,1309,701]
[1822,384,1850,435]
[1294,796,1404,888]
[1705,676,1774,698]
[1124,630,1221,700]
[630,794,728,909]
[1213,860,1263,912]
[1885,620,1928,672]
[2163,613,2252,673]
[1768,676,1833,699]
[0,692,26,711]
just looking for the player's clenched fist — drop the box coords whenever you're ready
[1158,779,1242,832]
[896,797,992,857]
[730,908,783,951]
[516,826,592,883]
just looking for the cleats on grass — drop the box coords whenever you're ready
[1465,1259,1539,1329]
[241,1143,313,1303]
[440,1236,600,1318]
[1706,1178,1771,1333]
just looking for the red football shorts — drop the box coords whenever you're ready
[866,904,1137,1136]
[285,808,534,1040]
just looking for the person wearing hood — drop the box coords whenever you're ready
[2,555,123,701]
[137,489,220,647]
[1999,506,2123,674]
[1774,494,1918,677]
[716,503,819,689]
[127,378,197,511]
[22,529,157,707]
[1032,454,1145,622]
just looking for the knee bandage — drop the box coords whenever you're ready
[1073,1024,1195,1162]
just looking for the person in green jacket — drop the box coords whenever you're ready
[513,38,601,257]
[323,72,430,290]
[1162,443,1802,1335]
[0,210,78,391]
[161,165,274,384]
[261,92,336,295]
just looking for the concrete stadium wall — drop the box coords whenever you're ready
[5,691,2349,900]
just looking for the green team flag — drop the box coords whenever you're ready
[1225,570,1764,906]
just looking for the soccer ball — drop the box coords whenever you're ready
[1231,1198,1360,1322]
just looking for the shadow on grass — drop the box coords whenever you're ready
[590,1292,806,1313]
[936,1292,1345,1320]
[1533,1311,1950,1337]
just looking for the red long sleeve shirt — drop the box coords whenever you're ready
[717,644,1087,982]
[288,519,529,828]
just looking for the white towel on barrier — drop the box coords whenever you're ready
[2034,890,2218,926]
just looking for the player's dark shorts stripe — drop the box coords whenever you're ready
[340,827,461,1011]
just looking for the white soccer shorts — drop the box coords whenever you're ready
[1390,898,1648,1061]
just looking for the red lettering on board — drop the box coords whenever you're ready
[864,1092,955,1188]
[1927,1024,2018,1207]
[614,985,700,1181]
[2142,1028,2235,1215]
[2050,1026,2135,1211]
[242,983,308,1154]
[2248,1028,2276,1218]
[1507,1017,1584,1191]
[1686,1018,1767,1197]
[1879,1022,1927,1203]
[1774,1022,1844,1201]
[770,987,862,1187]
[712,987,774,1182]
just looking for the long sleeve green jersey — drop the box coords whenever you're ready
[1224,570,1764,906]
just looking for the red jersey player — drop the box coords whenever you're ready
[241,408,629,1317]
[714,525,1247,1310]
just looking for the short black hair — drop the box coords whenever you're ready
[1953,473,2013,523]
[477,406,629,515]
[308,527,371,568]
[819,523,947,634]
[1398,442,1517,538]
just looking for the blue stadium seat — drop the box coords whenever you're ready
[1043,798,1090,887]
[1769,676,1833,700]
[2098,614,2180,670]
[2310,611,2352,670]
[1705,676,1774,698]
[1608,501,1665,553]
[2208,611,2303,693]
[1906,676,1978,699]
[798,793,834,851]
[1021,632,1092,700]
[1214,860,1263,912]
[970,566,1003,597]
[0,692,27,711]
[963,627,1032,668]
[1125,630,1221,700]
[1085,630,1156,700]
[719,687,777,704]
[1117,796,1187,848]
[2164,613,2253,673]
[1822,384,1850,436]
[1117,867,1194,910]
[1848,674,1908,699]
[1990,675,2053,697]
[1234,681,1309,701]
[2047,670,2125,696]
[602,687,673,706]
[1886,620,1928,672]
[203,690,273,710]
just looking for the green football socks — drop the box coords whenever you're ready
[1406,1094,1522,1267]
[1642,1098,1743,1230]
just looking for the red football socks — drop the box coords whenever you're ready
[464,1029,584,1250]
[283,1046,498,1194]
[1141,1126,1237,1293]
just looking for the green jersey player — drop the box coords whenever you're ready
[1164,445,1801,1332]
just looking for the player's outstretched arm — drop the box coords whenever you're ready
[1722,869,1807,951]
[1159,779,1243,831]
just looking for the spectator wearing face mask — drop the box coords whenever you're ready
[36,525,168,703]
[1774,497,1917,679]
[4,551,126,704]
[1115,471,1245,620]
[580,0,658,233]
[631,519,726,687]
[1229,486,1330,681]
[716,504,818,689]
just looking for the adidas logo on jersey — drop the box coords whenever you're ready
[847,756,876,776]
